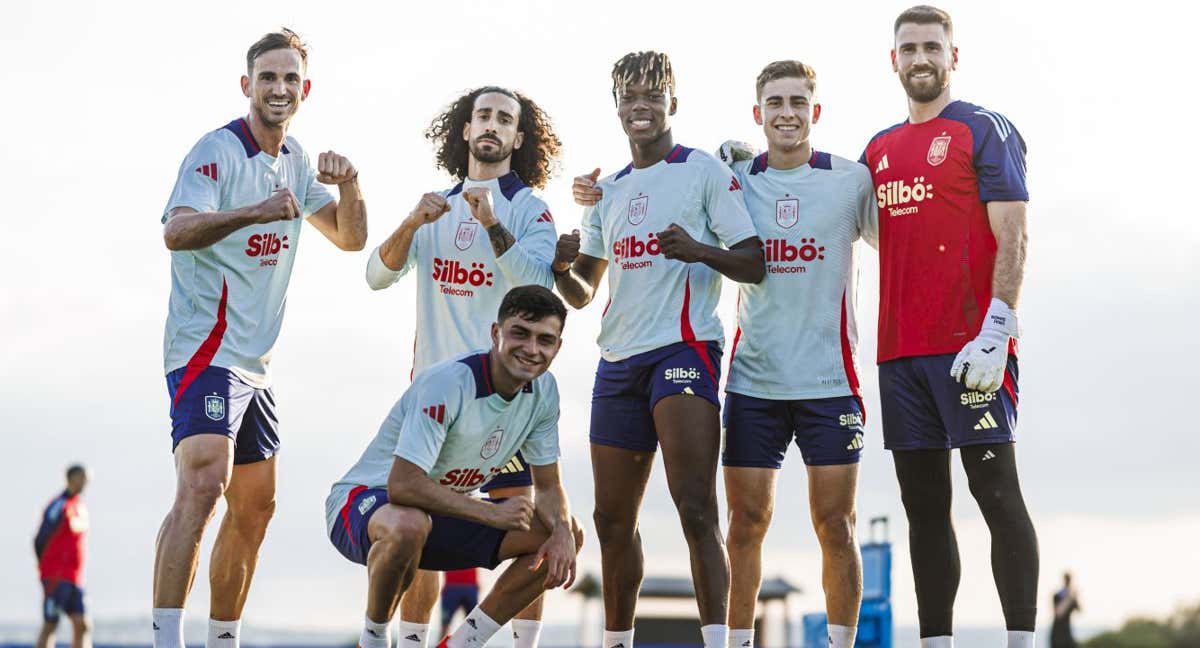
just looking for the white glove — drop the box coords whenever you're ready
[950,298,1020,393]
[716,140,758,166]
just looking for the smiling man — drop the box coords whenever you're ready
[557,51,764,648]
[364,86,562,648]
[717,61,877,648]
[325,286,581,648]
[859,6,1037,648]
[154,28,367,648]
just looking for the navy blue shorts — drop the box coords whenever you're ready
[479,451,533,493]
[723,393,866,468]
[166,366,280,465]
[440,584,479,625]
[329,487,507,571]
[42,580,85,622]
[879,353,1018,451]
[590,341,723,452]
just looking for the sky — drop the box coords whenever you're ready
[2,0,1199,640]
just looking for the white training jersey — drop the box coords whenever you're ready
[578,145,757,362]
[725,151,878,400]
[369,172,557,374]
[325,350,560,533]
[161,117,333,388]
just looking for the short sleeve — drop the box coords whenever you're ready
[519,377,560,466]
[163,135,226,223]
[302,151,335,217]
[853,166,879,248]
[578,203,608,259]
[391,370,466,473]
[702,160,757,247]
[971,111,1029,203]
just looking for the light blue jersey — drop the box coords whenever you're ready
[726,151,877,400]
[325,351,560,533]
[161,118,333,388]
[367,172,556,374]
[578,145,757,361]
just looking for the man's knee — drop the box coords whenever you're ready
[69,615,91,635]
[813,509,856,551]
[727,502,772,547]
[176,467,228,519]
[593,507,635,545]
[674,496,718,541]
[377,510,432,552]
[227,493,277,532]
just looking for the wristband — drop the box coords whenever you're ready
[982,298,1020,339]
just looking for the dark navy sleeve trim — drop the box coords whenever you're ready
[221,118,288,156]
[33,495,66,559]
[459,353,494,398]
[810,151,833,170]
[750,153,769,175]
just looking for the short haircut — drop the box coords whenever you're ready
[611,51,676,105]
[497,285,567,329]
[894,5,953,42]
[66,464,86,479]
[755,60,818,101]
[246,28,308,75]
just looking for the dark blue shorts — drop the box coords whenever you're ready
[723,393,866,468]
[590,341,723,452]
[440,584,479,625]
[479,451,532,493]
[166,366,280,465]
[42,580,85,622]
[329,487,507,571]
[879,353,1018,451]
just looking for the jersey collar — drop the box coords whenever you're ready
[223,118,290,158]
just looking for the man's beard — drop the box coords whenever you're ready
[901,67,948,103]
[471,137,512,164]
[253,101,291,129]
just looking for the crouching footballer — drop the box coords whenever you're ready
[324,286,582,648]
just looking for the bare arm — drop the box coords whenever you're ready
[988,200,1028,308]
[386,458,531,530]
[307,178,367,251]
[530,462,577,588]
[554,253,607,310]
[163,197,290,251]
[367,193,451,289]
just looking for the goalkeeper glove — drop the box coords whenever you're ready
[950,298,1020,393]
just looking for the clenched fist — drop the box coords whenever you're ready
[657,223,703,262]
[405,192,451,228]
[462,187,498,227]
[554,229,582,274]
[316,151,357,185]
[256,188,301,223]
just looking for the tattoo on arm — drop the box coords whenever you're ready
[487,222,515,257]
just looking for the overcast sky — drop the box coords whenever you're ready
[2,0,1198,639]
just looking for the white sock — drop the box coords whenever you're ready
[700,625,727,648]
[1006,631,1035,648]
[447,607,501,648]
[920,637,953,648]
[511,620,543,648]
[207,619,241,648]
[827,624,856,648]
[729,628,754,648]
[360,615,392,648]
[153,608,185,648]
[398,621,429,648]
[602,629,634,648]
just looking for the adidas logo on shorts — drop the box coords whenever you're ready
[974,412,999,430]
[846,433,864,451]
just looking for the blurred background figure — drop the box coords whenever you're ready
[34,464,91,648]
[1051,572,1081,648]
[439,569,480,638]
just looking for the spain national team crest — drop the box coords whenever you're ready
[627,195,649,226]
[927,135,952,166]
[455,221,478,251]
[204,395,226,421]
[480,429,503,459]
[775,197,800,229]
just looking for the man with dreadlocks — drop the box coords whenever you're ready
[365,86,564,648]
[554,51,765,648]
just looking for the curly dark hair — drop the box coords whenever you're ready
[425,86,561,189]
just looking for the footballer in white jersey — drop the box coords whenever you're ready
[555,52,764,648]
[716,62,875,648]
[364,86,563,638]
[325,287,581,648]
[152,30,368,648]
